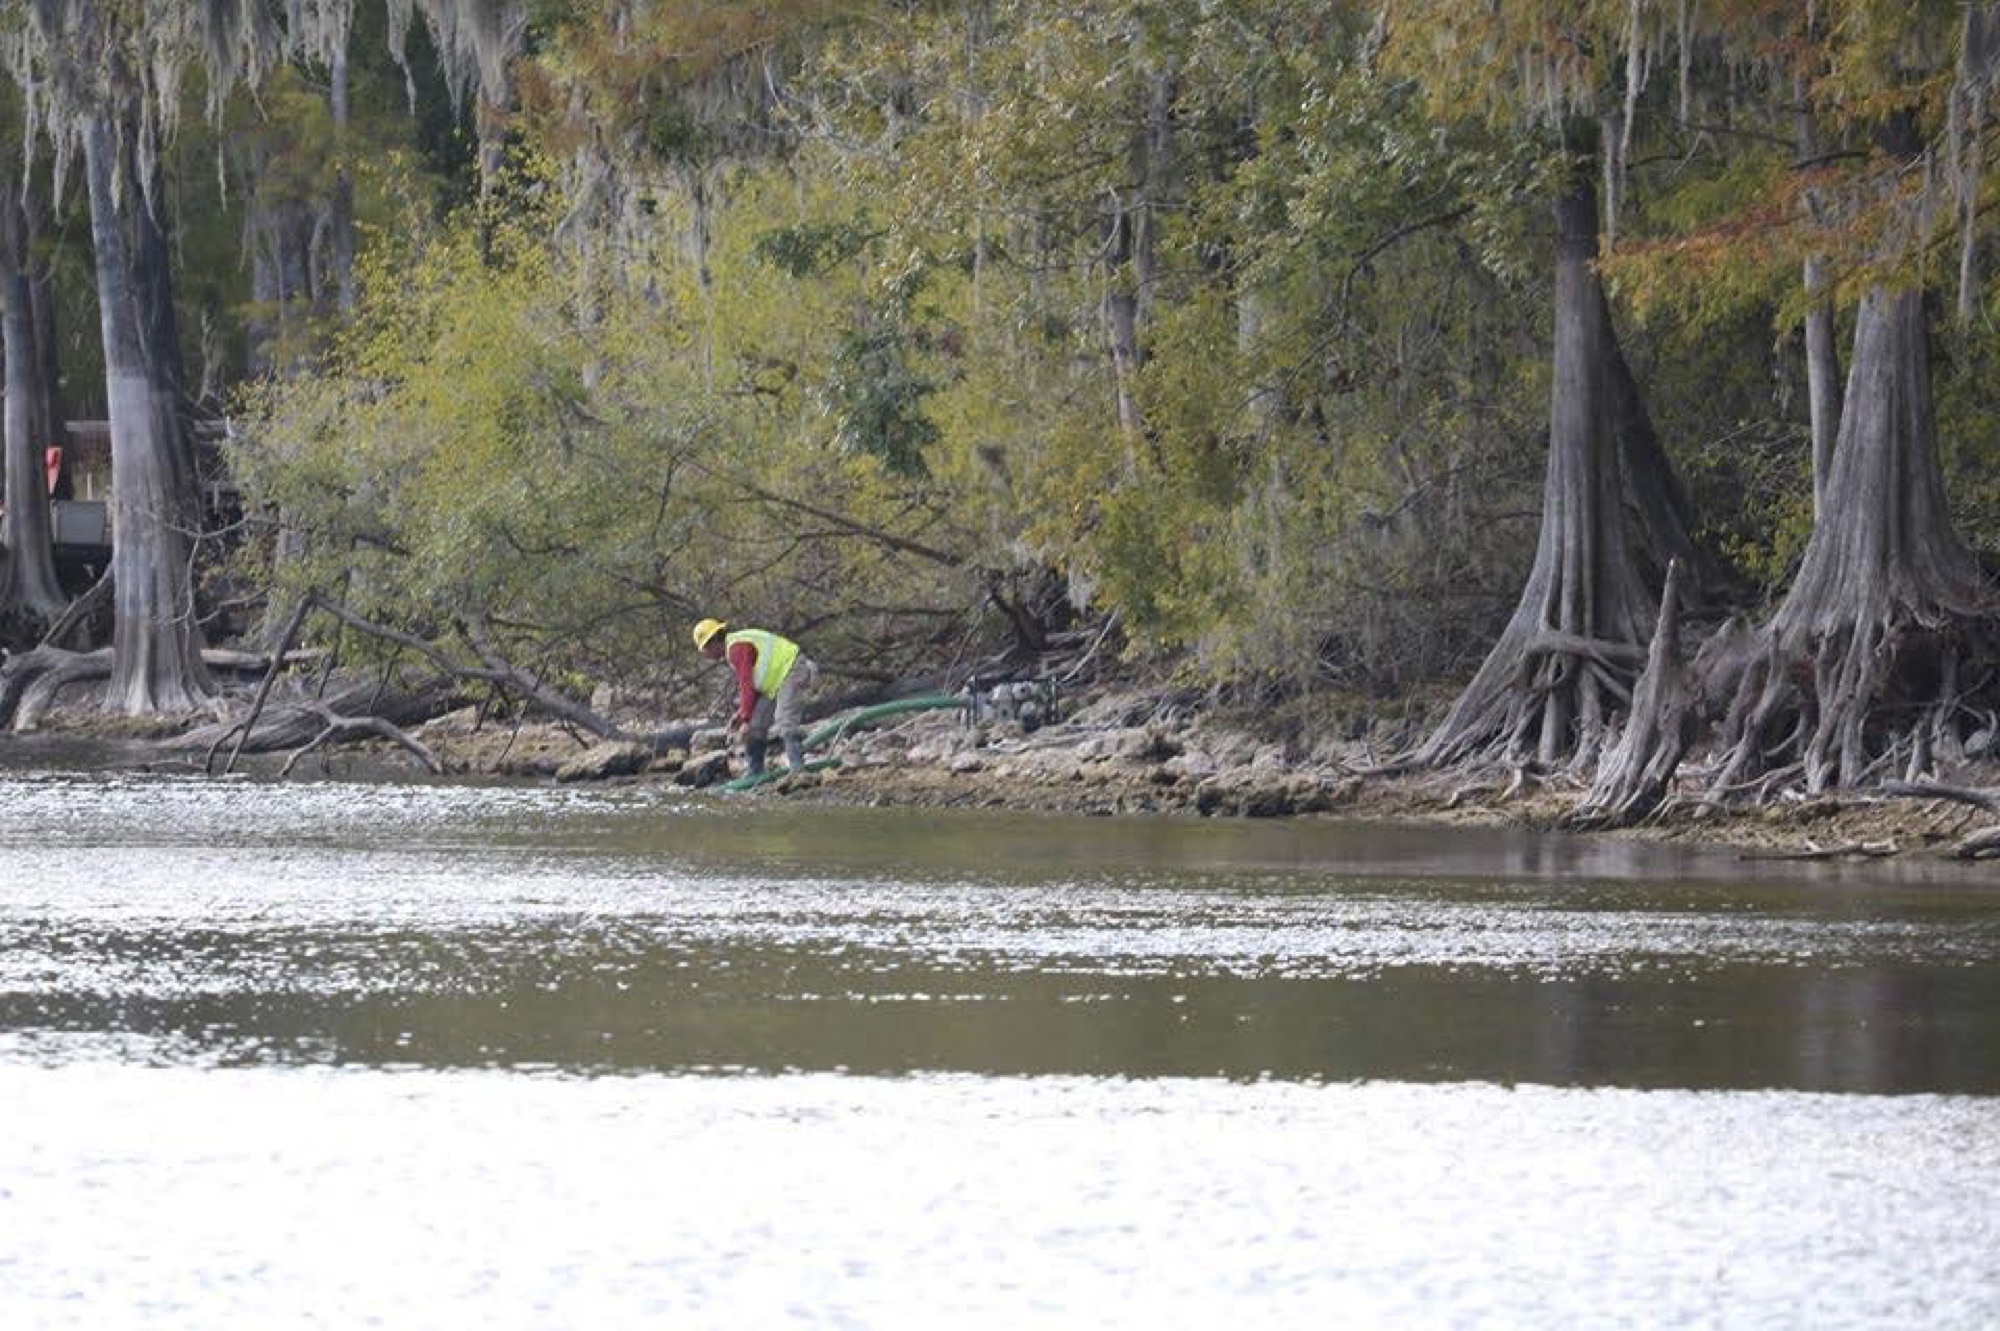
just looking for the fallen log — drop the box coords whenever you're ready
[1952,825,2000,860]
[172,678,461,759]
[1879,779,2000,861]
[277,703,441,777]
[1880,779,2000,815]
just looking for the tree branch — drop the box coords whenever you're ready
[690,460,966,567]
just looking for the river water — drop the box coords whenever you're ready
[2,752,1997,1327]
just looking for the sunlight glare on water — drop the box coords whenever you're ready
[2,765,1998,1327]
[4,1064,1997,1331]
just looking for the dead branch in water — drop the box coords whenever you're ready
[1741,839,1899,861]
[216,595,317,775]
[277,702,442,777]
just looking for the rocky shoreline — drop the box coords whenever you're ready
[6,675,1993,863]
[398,687,2000,865]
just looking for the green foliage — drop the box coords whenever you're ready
[827,311,941,478]
[765,0,1562,692]
[232,150,984,690]
[1933,316,2000,568]
[61,0,2000,712]
[754,219,877,277]
[1602,153,1800,333]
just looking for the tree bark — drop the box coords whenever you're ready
[83,111,213,716]
[1795,79,1842,513]
[0,192,66,621]
[125,127,199,521]
[1101,68,1174,471]
[1600,286,1708,589]
[1803,256,1840,513]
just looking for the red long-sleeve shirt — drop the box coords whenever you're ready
[726,638,762,725]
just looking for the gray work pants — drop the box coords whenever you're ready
[747,656,819,744]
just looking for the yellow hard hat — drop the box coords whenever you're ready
[692,617,727,651]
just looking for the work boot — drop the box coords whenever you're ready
[744,736,768,776]
[784,733,806,774]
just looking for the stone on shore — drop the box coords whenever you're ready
[675,751,736,788]
[555,740,656,783]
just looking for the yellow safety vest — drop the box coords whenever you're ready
[724,628,801,696]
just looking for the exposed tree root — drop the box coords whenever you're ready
[1569,560,1692,828]
[1706,615,2000,802]
[0,642,348,733]
[0,647,113,730]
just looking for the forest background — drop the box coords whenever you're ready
[4,1,2000,820]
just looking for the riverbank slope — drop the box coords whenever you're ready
[406,684,2000,864]
[9,674,1994,863]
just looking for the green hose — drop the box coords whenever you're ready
[719,693,965,793]
[803,693,966,750]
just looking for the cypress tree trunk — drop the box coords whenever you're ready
[1417,165,1695,773]
[82,111,212,716]
[1600,283,1706,587]
[1708,285,1994,795]
[0,194,66,621]
[28,261,66,498]
[132,140,199,525]
[1709,108,1996,797]
[1795,78,1842,513]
